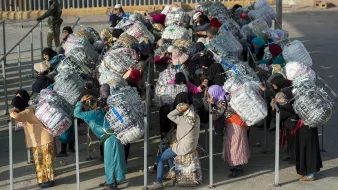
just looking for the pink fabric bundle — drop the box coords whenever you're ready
[152,14,166,25]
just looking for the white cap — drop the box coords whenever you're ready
[114,4,122,9]
[167,45,174,53]
[193,12,202,20]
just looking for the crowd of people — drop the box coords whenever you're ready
[9,1,331,190]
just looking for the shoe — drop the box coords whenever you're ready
[148,182,164,190]
[105,184,119,190]
[228,168,244,178]
[297,174,304,179]
[40,181,54,188]
[68,147,75,153]
[299,176,315,181]
[56,152,68,157]
[99,181,107,187]
[163,179,175,187]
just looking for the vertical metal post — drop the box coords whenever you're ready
[17,45,22,89]
[262,87,267,153]
[143,114,148,190]
[208,103,214,188]
[30,32,34,77]
[73,0,75,8]
[43,0,46,10]
[74,119,80,190]
[63,0,65,8]
[40,22,44,61]
[9,120,13,190]
[77,0,80,8]
[4,0,7,11]
[86,125,91,159]
[68,0,70,8]
[29,0,32,10]
[2,22,9,114]
[92,0,94,7]
[10,0,13,11]
[38,0,41,10]
[14,0,17,11]
[87,0,89,8]
[101,0,103,7]
[146,58,151,155]
[275,0,282,29]
[24,0,27,11]
[274,104,280,187]
[27,149,31,163]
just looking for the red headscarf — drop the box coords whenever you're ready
[129,69,141,84]
[210,18,222,29]
[268,44,283,65]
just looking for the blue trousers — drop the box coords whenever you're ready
[156,148,176,182]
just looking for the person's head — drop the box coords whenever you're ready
[175,72,187,85]
[11,96,27,112]
[114,4,124,14]
[15,89,30,107]
[208,85,226,104]
[232,4,242,11]
[269,44,283,58]
[209,18,222,30]
[193,12,202,21]
[207,63,225,81]
[81,95,98,111]
[84,76,96,90]
[213,74,226,86]
[112,29,124,40]
[173,92,189,109]
[252,37,265,50]
[128,69,141,84]
[42,48,57,61]
[62,26,73,37]
[198,15,210,25]
[207,27,218,39]
[270,75,289,91]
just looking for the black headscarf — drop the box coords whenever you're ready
[207,63,225,82]
[42,48,57,59]
[112,29,124,39]
[11,96,27,112]
[175,72,187,84]
[16,89,30,107]
[270,75,290,92]
[198,15,210,26]
[32,75,54,93]
[213,74,226,86]
[172,92,189,111]
[62,26,73,34]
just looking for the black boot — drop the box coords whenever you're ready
[124,144,130,164]
[68,142,75,153]
[228,166,244,178]
[57,143,68,157]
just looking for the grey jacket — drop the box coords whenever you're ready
[168,109,200,156]
[38,0,63,28]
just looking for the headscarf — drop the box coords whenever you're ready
[198,15,210,26]
[213,75,226,86]
[252,37,265,49]
[32,75,54,93]
[11,96,27,112]
[62,26,73,34]
[270,75,290,91]
[175,72,187,84]
[189,42,205,57]
[176,103,197,127]
[172,92,189,110]
[210,18,222,29]
[42,48,57,60]
[16,89,30,107]
[268,44,283,65]
[100,84,110,99]
[208,85,226,104]
[207,63,224,82]
[82,95,98,111]
[151,14,166,25]
[129,69,141,84]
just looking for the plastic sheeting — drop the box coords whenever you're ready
[37,89,74,115]
[115,18,135,31]
[125,22,155,43]
[285,62,316,86]
[293,82,335,127]
[129,13,148,25]
[165,11,190,27]
[230,82,267,126]
[195,1,213,15]
[208,2,231,22]
[155,84,188,106]
[218,19,244,40]
[83,27,101,42]
[283,40,313,67]
[175,152,202,187]
[157,67,188,85]
[248,19,269,37]
[161,5,184,15]
[208,31,243,59]
[103,53,136,75]
[162,25,190,41]
[57,53,92,77]
[263,29,289,42]
[249,0,276,27]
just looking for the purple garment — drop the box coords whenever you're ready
[208,85,227,104]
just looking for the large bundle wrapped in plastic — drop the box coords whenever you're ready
[285,62,316,86]
[107,86,144,116]
[99,72,128,91]
[224,62,260,82]
[248,19,269,37]
[35,102,72,136]
[263,29,289,42]
[283,40,313,67]
[175,151,202,187]
[218,19,244,40]
[114,33,138,49]
[83,27,101,42]
[74,29,95,44]
[103,53,136,75]
[107,47,139,60]
[241,24,255,40]
[208,2,231,19]
[208,32,243,58]
[165,11,190,27]
[161,5,184,15]
[63,35,97,56]
[93,40,105,53]
[293,82,335,127]
[100,28,114,41]
[155,84,188,106]
[69,47,98,68]
[129,13,148,25]
[125,22,155,43]
[230,82,267,126]
[157,67,188,85]
[162,25,189,41]
[37,89,74,115]
[54,70,84,106]
[57,53,92,77]
[105,102,144,144]
[195,1,213,15]
[249,0,276,27]
[114,18,135,31]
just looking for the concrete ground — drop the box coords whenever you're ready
[0,6,338,190]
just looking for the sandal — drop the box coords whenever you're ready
[148,166,157,174]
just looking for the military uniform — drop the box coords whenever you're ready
[37,0,63,49]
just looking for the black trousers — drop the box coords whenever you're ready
[60,142,74,153]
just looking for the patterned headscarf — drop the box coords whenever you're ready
[208,85,226,104]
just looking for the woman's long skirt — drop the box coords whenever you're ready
[32,141,55,184]
[223,123,250,166]
[295,126,322,176]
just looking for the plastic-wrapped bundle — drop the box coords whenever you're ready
[69,47,98,67]
[173,39,193,53]
[157,67,188,85]
[255,0,271,9]
[117,126,144,144]
[208,2,231,19]
[175,152,202,187]
[154,43,170,57]
[107,47,139,60]
[224,75,248,93]
[218,19,244,40]
[230,82,267,126]
[226,62,260,82]
[283,40,313,67]
[241,24,255,40]
[208,31,243,58]
[114,33,138,49]
[100,28,113,41]
[165,11,190,27]
[74,29,95,44]
[195,1,213,15]
[35,102,72,137]
[103,53,136,75]
[263,29,289,42]
[83,27,101,42]
[37,89,74,115]
[285,62,316,85]
[162,25,190,41]
[54,70,84,106]
[107,86,145,116]
[93,40,105,53]
[293,82,335,127]
[129,13,148,25]
[125,22,155,43]
[248,19,269,37]
[57,53,92,77]
[249,0,276,27]
[64,35,96,56]
[155,84,188,106]
[114,18,135,31]
[161,5,184,15]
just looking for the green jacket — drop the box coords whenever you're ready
[38,0,63,28]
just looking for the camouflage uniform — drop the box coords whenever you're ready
[37,0,63,49]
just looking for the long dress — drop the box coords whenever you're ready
[295,126,322,175]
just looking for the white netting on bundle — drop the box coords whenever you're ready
[283,40,313,67]
[155,84,188,106]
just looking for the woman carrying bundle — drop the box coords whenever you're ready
[258,44,286,67]
[109,4,126,27]
[149,101,200,190]
[74,95,127,190]
[10,96,55,188]
[252,37,266,61]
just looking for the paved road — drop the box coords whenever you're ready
[0,7,338,190]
